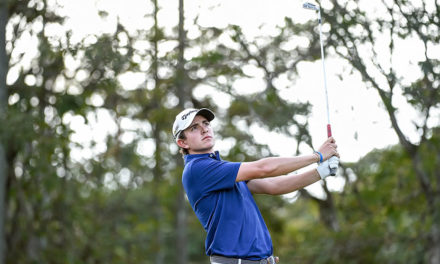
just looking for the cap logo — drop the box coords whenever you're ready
[181,109,198,120]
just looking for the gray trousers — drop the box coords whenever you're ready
[210,255,276,264]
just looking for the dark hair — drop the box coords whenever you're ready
[178,131,189,156]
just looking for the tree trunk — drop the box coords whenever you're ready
[176,183,188,264]
[0,0,8,263]
[152,130,164,264]
[151,0,164,263]
[175,0,188,263]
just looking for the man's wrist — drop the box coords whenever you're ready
[313,153,320,163]
[313,151,323,163]
[314,168,323,180]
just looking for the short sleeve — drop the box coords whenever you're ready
[191,158,241,193]
[182,158,241,206]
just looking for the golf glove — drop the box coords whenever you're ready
[317,156,339,179]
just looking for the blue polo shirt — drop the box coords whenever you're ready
[182,151,273,260]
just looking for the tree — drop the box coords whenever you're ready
[174,0,189,263]
[0,0,8,262]
[318,0,440,262]
[1,0,78,262]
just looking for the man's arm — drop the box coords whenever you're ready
[246,169,320,195]
[236,137,338,182]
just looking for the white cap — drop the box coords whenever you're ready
[172,108,215,141]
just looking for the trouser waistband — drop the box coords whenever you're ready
[210,255,276,264]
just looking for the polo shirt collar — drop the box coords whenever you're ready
[184,151,220,165]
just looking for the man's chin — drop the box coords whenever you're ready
[192,145,215,154]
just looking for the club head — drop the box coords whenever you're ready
[303,2,320,11]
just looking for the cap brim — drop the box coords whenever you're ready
[196,108,215,122]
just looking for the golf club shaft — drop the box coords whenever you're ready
[317,8,336,175]
[317,9,332,138]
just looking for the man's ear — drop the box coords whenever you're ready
[176,138,188,149]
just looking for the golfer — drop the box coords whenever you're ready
[173,108,339,264]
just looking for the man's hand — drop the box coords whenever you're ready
[316,156,340,179]
[317,137,339,161]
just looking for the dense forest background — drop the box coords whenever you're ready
[0,0,439,263]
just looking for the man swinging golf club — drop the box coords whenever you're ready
[173,108,340,264]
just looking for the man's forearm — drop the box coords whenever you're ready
[237,154,320,182]
[247,169,321,195]
[258,154,319,177]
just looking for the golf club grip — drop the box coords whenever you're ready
[328,124,336,175]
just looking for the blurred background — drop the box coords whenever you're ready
[0,0,439,263]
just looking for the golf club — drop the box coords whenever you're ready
[303,1,337,175]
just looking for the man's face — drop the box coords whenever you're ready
[177,115,215,154]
